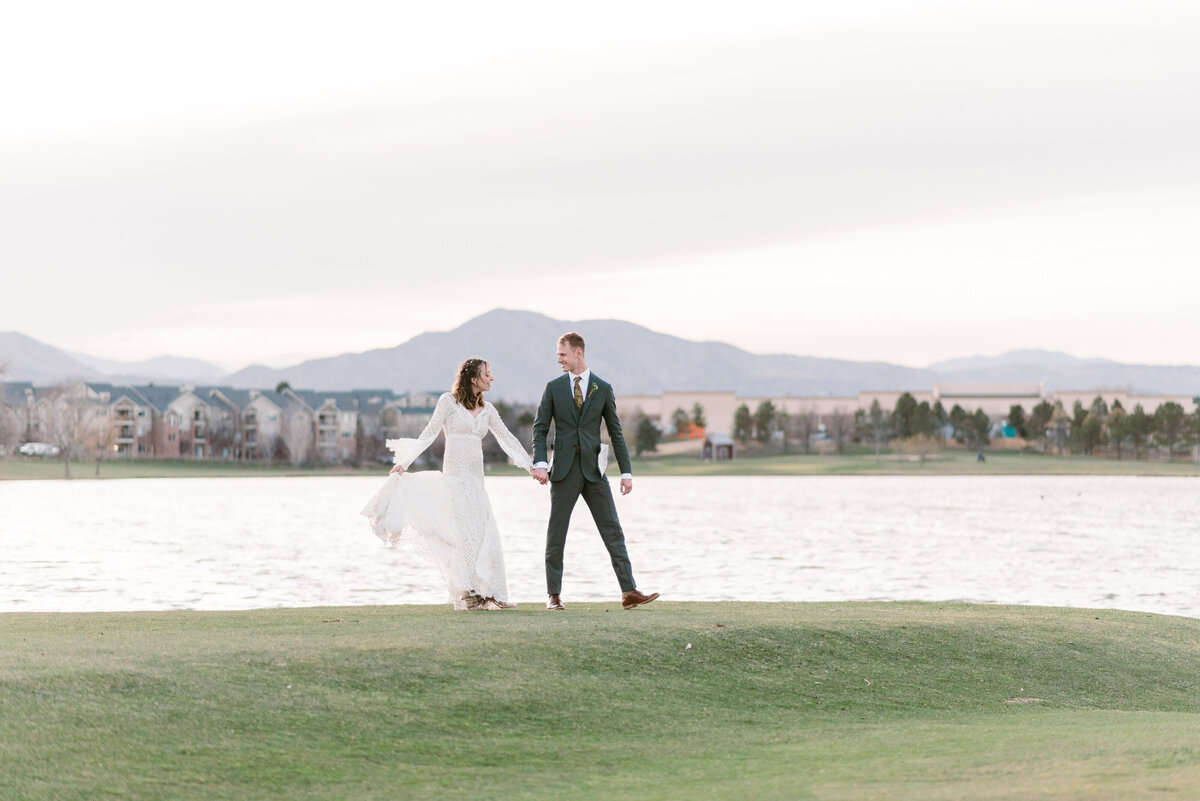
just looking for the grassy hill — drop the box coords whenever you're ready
[3,602,1199,800]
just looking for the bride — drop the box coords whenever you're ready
[361,357,536,610]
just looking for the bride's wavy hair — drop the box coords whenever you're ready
[451,357,489,410]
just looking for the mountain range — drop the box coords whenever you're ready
[4,311,1200,404]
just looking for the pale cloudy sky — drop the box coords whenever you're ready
[3,0,1199,370]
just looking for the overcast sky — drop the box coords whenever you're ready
[3,0,1199,370]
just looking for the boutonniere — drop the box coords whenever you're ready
[589,381,599,398]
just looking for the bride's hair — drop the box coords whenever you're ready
[452,357,488,410]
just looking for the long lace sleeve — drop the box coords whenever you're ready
[486,403,533,472]
[386,393,453,469]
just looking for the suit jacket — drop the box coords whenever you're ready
[533,373,633,482]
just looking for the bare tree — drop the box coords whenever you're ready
[206,410,236,461]
[0,364,12,456]
[0,392,19,458]
[826,407,855,455]
[40,385,106,478]
[258,431,280,465]
[865,399,891,461]
[1050,402,1070,456]
[355,417,381,464]
[790,405,819,455]
[85,409,119,476]
[280,405,315,467]
[516,409,535,451]
[893,434,940,464]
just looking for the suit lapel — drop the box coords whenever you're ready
[580,374,601,419]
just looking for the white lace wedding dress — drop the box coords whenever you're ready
[361,393,533,608]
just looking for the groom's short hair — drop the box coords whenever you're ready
[558,331,586,352]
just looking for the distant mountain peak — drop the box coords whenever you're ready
[928,349,1088,373]
[6,312,1200,399]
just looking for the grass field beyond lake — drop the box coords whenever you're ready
[5,449,1200,480]
[3,602,1199,800]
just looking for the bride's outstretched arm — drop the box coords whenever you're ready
[386,393,453,471]
[486,403,534,472]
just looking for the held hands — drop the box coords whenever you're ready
[390,464,405,475]
[527,469,627,492]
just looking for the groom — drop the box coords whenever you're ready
[531,332,659,611]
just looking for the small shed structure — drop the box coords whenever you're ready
[703,433,735,462]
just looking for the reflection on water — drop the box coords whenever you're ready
[2,475,1198,617]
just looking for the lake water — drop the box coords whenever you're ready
[2,475,1198,618]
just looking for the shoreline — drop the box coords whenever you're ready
[5,449,1200,480]
[2,597,1196,619]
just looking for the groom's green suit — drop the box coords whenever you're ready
[533,372,636,594]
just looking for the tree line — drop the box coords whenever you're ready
[718,393,1200,461]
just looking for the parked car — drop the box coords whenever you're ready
[18,442,61,457]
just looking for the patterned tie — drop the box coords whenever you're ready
[573,376,584,408]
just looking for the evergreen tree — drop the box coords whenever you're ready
[914,401,934,437]
[1068,400,1089,453]
[1106,405,1129,459]
[932,401,949,443]
[1078,412,1106,455]
[893,392,918,438]
[948,404,970,444]
[970,409,991,450]
[1187,408,1200,461]
[753,400,777,444]
[1051,402,1070,456]
[866,399,890,459]
[1127,404,1152,459]
[1026,400,1055,447]
[733,404,753,445]
[634,416,660,456]
[1155,401,1187,460]
[1007,404,1027,438]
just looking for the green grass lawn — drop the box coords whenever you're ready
[5,449,1200,480]
[630,448,1200,477]
[3,602,1199,800]
[0,458,388,481]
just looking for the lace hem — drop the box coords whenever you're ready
[360,471,509,604]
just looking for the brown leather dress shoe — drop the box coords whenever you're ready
[621,589,660,610]
[546,594,565,610]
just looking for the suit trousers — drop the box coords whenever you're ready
[545,453,635,595]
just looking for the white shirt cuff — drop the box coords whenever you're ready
[533,461,549,470]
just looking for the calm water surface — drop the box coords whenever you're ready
[2,475,1198,617]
